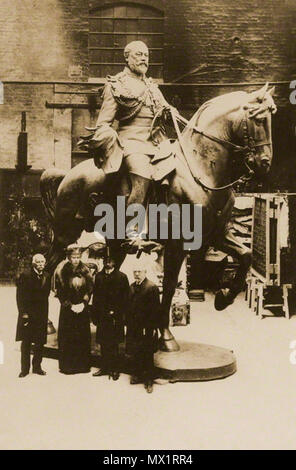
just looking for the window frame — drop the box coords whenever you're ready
[88,2,164,82]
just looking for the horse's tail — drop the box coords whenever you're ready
[40,168,66,223]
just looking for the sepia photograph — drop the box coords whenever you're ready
[0,0,296,453]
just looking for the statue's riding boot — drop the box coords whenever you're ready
[120,175,162,255]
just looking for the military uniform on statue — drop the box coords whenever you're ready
[90,42,170,175]
[55,245,93,374]
[126,258,161,394]
[83,40,175,249]
[16,254,51,377]
[92,251,130,380]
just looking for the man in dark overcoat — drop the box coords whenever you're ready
[126,259,161,393]
[16,254,51,377]
[92,253,130,380]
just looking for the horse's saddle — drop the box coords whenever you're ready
[151,139,177,182]
[78,129,177,183]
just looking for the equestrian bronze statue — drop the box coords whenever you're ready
[40,41,276,352]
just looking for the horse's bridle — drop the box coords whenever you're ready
[171,108,273,192]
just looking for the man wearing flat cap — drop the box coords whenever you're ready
[16,253,51,377]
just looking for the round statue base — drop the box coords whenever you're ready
[154,341,236,382]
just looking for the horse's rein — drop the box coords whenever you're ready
[170,110,250,191]
[170,108,271,192]
[175,108,273,152]
[174,113,250,154]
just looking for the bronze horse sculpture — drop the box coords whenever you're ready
[40,83,276,351]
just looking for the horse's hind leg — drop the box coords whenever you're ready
[214,225,252,311]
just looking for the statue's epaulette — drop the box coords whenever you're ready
[106,71,135,100]
[106,71,124,86]
[105,71,156,101]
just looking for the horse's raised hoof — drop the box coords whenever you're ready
[214,288,234,311]
[159,329,180,352]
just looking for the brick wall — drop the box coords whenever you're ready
[1,0,295,84]
[0,0,295,189]
[164,0,296,83]
[163,0,296,191]
[0,84,56,169]
[0,0,88,81]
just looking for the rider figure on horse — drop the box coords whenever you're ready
[86,40,177,248]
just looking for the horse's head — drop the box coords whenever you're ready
[233,83,277,176]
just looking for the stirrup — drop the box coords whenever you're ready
[121,236,162,255]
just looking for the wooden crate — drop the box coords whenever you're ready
[251,194,283,286]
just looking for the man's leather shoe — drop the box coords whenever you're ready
[112,371,120,381]
[144,381,154,393]
[154,378,170,385]
[92,368,108,377]
[130,375,141,385]
[33,369,46,376]
[19,372,29,378]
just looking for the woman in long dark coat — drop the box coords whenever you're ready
[55,245,93,374]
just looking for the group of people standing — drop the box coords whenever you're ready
[16,245,162,393]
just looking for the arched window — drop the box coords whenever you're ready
[88,3,164,80]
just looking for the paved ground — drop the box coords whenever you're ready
[1,286,296,450]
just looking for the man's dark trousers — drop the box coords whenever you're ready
[131,330,155,382]
[100,340,119,373]
[21,340,44,374]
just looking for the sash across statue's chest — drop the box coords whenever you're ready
[108,73,162,121]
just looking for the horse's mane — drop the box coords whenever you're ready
[183,90,248,134]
